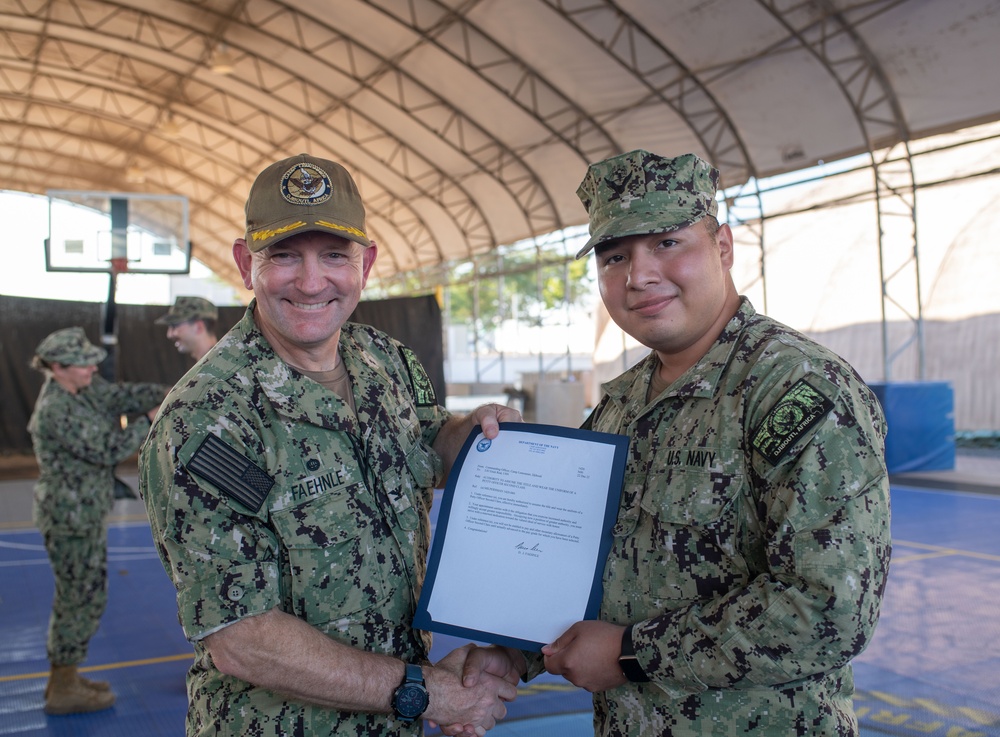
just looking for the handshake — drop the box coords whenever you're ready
[420,643,527,737]
[414,620,626,737]
[424,620,627,735]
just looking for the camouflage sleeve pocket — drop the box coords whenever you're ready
[368,440,439,535]
[719,589,818,685]
[404,441,441,498]
[177,561,281,642]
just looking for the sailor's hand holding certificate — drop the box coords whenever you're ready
[414,422,628,651]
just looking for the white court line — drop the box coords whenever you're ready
[0,552,161,568]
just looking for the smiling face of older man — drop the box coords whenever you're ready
[232,230,377,371]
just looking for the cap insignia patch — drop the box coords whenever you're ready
[281,162,333,206]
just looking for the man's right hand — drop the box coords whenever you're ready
[423,644,520,737]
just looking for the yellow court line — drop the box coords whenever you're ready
[858,689,1000,727]
[891,550,962,563]
[0,653,194,683]
[0,514,151,531]
[516,682,581,696]
[893,539,1000,563]
[0,521,37,531]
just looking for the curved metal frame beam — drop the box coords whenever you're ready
[358,0,614,311]
[379,0,769,379]
[758,0,923,380]
[541,0,768,310]
[1,6,458,275]
[365,0,622,164]
[0,0,937,385]
[158,0,567,269]
[1,0,575,285]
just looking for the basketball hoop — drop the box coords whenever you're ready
[44,190,191,276]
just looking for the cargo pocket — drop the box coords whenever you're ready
[270,484,389,625]
[637,452,747,603]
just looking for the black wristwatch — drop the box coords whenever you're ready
[392,663,429,723]
[618,624,651,683]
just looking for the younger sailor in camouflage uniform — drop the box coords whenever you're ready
[28,327,167,715]
[140,154,520,737]
[536,151,892,736]
[154,295,219,362]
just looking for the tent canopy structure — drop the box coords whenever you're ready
[2,0,999,292]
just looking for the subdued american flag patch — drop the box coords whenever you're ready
[186,434,275,512]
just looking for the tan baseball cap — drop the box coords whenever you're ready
[575,150,720,258]
[244,154,372,252]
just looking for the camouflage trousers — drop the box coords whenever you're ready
[42,527,108,666]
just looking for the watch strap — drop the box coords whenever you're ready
[618,624,651,683]
[403,662,423,685]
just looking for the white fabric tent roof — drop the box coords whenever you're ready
[2,0,1000,289]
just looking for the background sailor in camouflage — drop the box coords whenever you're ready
[28,326,167,715]
[140,153,522,737]
[475,150,890,736]
[155,295,219,361]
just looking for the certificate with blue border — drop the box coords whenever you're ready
[414,422,628,651]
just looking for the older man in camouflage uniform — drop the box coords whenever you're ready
[155,295,219,362]
[140,154,520,737]
[29,327,167,714]
[519,150,890,735]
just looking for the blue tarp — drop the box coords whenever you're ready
[869,381,955,473]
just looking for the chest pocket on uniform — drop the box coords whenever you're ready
[269,483,389,627]
[636,447,749,603]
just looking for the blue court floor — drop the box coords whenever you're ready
[1,478,998,737]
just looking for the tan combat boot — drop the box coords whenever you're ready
[77,672,111,692]
[44,664,116,715]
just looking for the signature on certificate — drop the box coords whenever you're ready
[515,541,544,557]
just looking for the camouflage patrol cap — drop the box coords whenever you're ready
[575,150,720,258]
[35,327,107,366]
[155,296,218,325]
[244,153,372,253]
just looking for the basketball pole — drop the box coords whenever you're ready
[100,198,129,382]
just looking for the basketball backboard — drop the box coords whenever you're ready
[44,190,191,274]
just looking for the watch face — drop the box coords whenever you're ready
[395,683,429,719]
